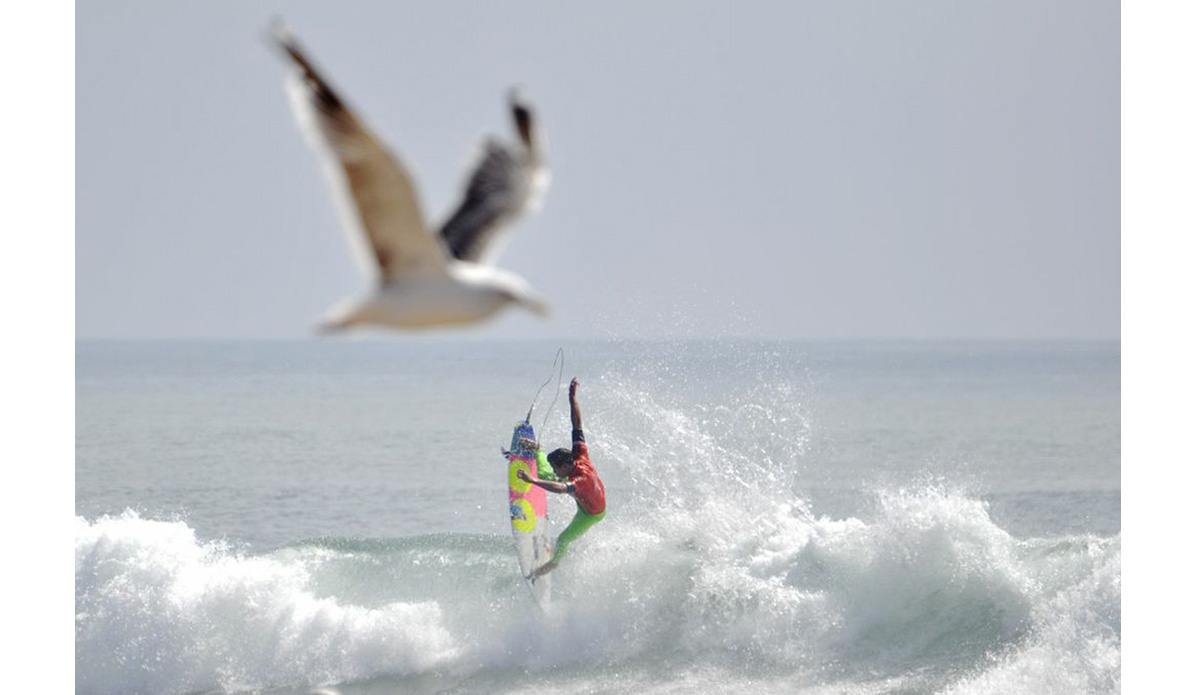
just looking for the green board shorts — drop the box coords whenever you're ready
[552,506,606,564]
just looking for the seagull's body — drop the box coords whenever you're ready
[329,263,545,329]
[273,24,550,331]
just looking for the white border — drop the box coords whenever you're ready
[3,1,74,691]
[1124,0,1200,690]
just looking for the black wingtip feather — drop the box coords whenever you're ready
[508,87,536,149]
[269,19,344,112]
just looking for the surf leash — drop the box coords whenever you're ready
[525,348,561,424]
[527,347,565,439]
[503,348,565,459]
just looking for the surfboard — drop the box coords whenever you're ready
[507,420,553,606]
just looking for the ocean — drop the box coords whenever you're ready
[75,339,1120,694]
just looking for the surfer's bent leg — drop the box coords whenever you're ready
[551,507,606,565]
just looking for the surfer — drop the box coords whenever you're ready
[517,377,606,580]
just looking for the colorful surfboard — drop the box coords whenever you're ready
[507,420,553,606]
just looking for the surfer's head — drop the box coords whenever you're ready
[547,448,574,474]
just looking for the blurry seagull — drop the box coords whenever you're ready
[271,23,550,331]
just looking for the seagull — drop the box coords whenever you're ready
[272,23,551,331]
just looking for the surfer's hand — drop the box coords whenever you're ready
[516,469,532,482]
[569,377,579,399]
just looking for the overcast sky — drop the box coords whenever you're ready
[76,0,1119,340]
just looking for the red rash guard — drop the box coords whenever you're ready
[566,430,606,515]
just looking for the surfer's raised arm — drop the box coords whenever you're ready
[516,378,587,495]
[569,377,583,434]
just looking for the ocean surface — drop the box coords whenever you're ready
[75,339,1120,694]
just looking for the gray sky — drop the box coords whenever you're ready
[76,0,1119,340]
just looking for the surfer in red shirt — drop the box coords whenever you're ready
[517,377,606,580]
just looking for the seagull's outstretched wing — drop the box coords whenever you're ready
[438,91,549,264]
[273,23,448,283]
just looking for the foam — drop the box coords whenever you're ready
[75,493,1118,694]
[940,537,1121,694]
[75,512,460,695]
